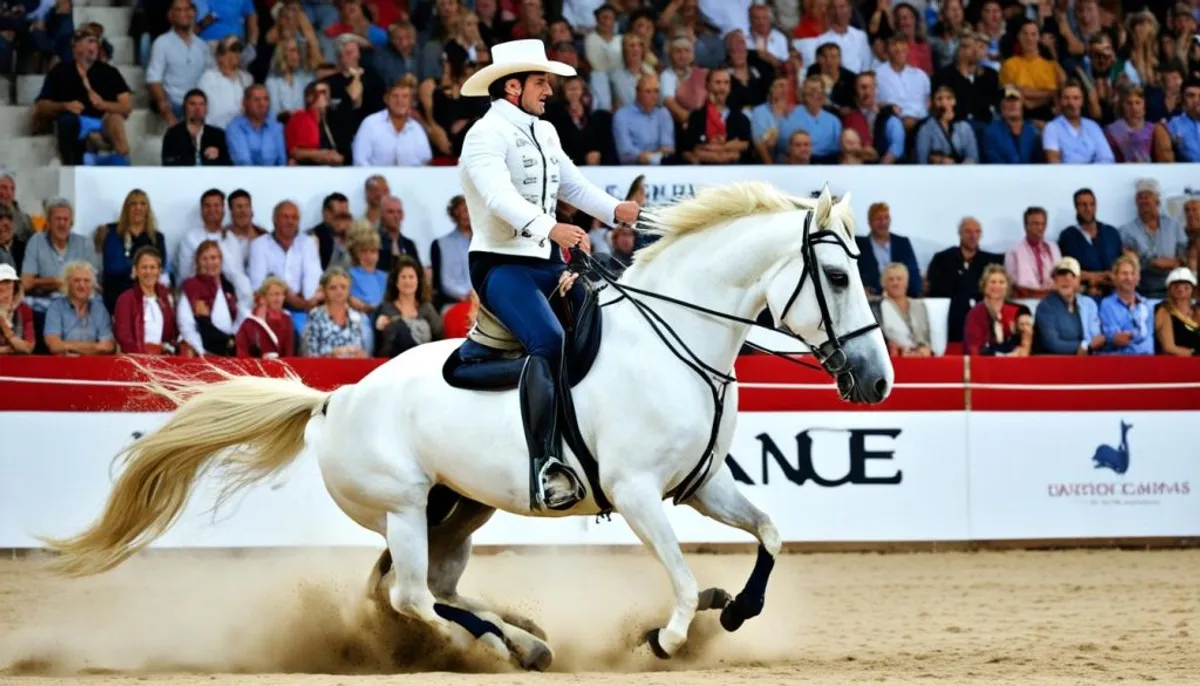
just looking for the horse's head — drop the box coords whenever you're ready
[764,186,894,404]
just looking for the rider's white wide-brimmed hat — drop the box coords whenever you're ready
[461,39,576,97]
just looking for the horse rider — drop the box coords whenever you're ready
[458,39,640,512]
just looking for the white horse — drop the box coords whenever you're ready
[39,182,893,671]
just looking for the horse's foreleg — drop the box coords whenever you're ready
[611,478,698,659]
[685,467,781,632]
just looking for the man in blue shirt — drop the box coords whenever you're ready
[1042,82,1115,164]
[1097,254,1155,355]
[1034,257,1105,354]
[225,84,287,166]
[1162,79,1200,162]
[612,74,675,164]
[1056,187,1122,296]
[981,86,1042,163]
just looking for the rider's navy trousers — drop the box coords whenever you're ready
[482,260,586,369]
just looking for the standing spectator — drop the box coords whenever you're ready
[1042,82,1115,163]
[1033,257,1105,355]
[1154,267,1200,355]
[430,195,472,309]
[346,227,386,349]
[814,0,871,73]
[913,85,979,163]
[926,217,1004,345]
[0,264,34,355]
[964,264,1033,356]
[998,20,1065,122]
[875,35,931,129]
[20,198,98,315]
[161,89,234,166]
[681,67,752,164]
[112,246,178,355]
[1097,254,1154,356]
[584,3,621,74]
[352,76,433,166]
[248,200,324,319]
[197,36,254,129]
[613,74,676,164]
[0,172,33,242]
[1057,188,1122,296]
[1156,78,1200,162]
[855,202,922,298]
[227,85,289,166]
[841,71,905,164]
[981,86,1042,163]
[376,195,420,274]
[878,262,932,356]
[1105,86,1154,162]
[932,31,999,127]
[778,75,842,162]
[177,239,239,357]
[34,29,132,165]
[309,191,352,270]
[373,255,441,357]
[146,0,212,126]
[43,261,114,356]
[235,276,296,358]
[1005,206,1061,299]
[285,80,352,165]
[266,37,317,121]
[94,188,168,315]
[0,205,25,270]
[1119,178,1189,299]
[303,267,368,357]
[174,189,252,307]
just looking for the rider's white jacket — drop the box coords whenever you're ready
[459,98,620,260]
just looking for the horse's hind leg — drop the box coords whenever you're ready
[685,467,781,632]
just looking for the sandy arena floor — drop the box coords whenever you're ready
[0,547,1196,685]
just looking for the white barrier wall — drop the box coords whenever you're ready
[70,165,1200,279]
[3,410,1195,548]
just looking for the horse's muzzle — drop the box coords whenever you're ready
[836,371,889,404]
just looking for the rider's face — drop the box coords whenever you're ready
[519,73,552,115]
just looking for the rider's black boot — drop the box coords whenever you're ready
[519,354,586,512]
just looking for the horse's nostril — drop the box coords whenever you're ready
[872,377,888,400]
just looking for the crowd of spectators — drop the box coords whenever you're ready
[4,0,1200,167]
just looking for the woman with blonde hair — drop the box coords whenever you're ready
[178,240,239,357]
[609,33,655,111]
[303,267,368,358]
[1154,267,1199,355]
[878,263,932,356]
[266,2,323,72]
[266,36,317,121]
[236,276,295,358]
[964,264,1033,356]
[347,227,387,353]
[1123,11,1160,88]
[95,188,167,315]
[374,255,442,357]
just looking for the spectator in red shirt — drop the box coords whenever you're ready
[0,263,33,355]
[285,80,351,165]
[113,246,179,355]
[236,275,296,357]
[965,263,1034,356]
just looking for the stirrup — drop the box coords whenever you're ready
[534,457,586,511]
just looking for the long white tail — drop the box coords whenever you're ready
[39,360,332,577]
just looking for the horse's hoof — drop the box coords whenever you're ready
[500,612,549,642]
[720,599,746,632]
[517,639,554,672]
[698,587,732,611]
[645,628,671,660]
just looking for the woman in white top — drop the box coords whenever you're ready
[266,37,316,121]
[879,262,932,356]
[197,36,254,129]
[177,239,241,357]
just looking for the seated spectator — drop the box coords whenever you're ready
[227,85,289,166]
[322,36,385,133]
[1187,198,1200,272]
[1146,61,1186,125]
[750,76,796,163]
[352,76,433,166]
[875,35,931,129]
[439,9,487,68]
[266,37,317,121]
[1121,179,1189,300]
[841,71,905,164]
[1043,82,1115,163]
[146,0,213,126]
[19,197,98,314]
[998,20,1065,122]
[346,227,386,350]
[723,30,772,111]
[175,189,252,306]
[178,239,240,357]
[812,0,872,73]
[430,195,472,309]
[195,0,256,46]
[855,202,921,298]
[0,204,26,270]
[34,29,132,165]
[780,128,814,162]
[1154,267,1200,355]
[225,189,269,262]
[584,3,621,74]
[838,128,872,163]
[370,21,422,90]
[1105,86,1154,162]
[681,67,752,164]
[285,80,351,165]
[981,86,1042,163]
[807,42,857,114]
[417,50,489,158]
[928,0,969,72]
[933,31,999,127]
[248,200,324,319]
[43,260,115,356]
[914,85,979,164]
[660,35,710,128]
[1156,78,1200,162]
[975,0,1005,69]
[964,264,1033,356]
[198,36,254,129]
[25,0,74,71]
[613,74,676,165]
[95,189,169,315]
[377,195,421,273]
[303,266,368,357]
[373,255,442,357]
[1097,254,1154,355]
[1033,257,1105,355]
[0,263,34,355]
[543,75,616,165]
[308,192,353,270]
[322,1,386,57]
[607,33,656,111]
[625,8,661,72]
[1057,188,1122,297]
[113,246,178,355]
[1005,206,1062,299]
[926,217,1004,344]
[266,1,323,77]
[235,276,295,358]
[0,172,32,244]
[878,262,931,356]
[746,3,789,66]
[598,223,636,279]
[162,89,233,166]
[778,75,842,163]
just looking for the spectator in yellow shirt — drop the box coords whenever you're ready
[999,19,1066,122]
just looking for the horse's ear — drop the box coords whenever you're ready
[815,184,834,226]
[837,190,852,211]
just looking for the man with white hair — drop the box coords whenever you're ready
[457,39,639,511]
[42,261,115,356]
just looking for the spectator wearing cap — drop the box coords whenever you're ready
[1154,267,1200,355]
[147,0,214,126]
[613,74,676,165]
[856,202,922,298]
[875,35,931,129]
[0,172,32,243]
[1005,206,1061,299]
[1097,254,1154,355]
[351,76,432,166]
[661,34,710,128]
[1042,82,1115,163]
[0,205,24,271]
[841,71,905,164]
[285,80,352,165]
[1057,188,1122,297]
[196,0,258,47]
[981,86,1042,163]
[20,198,98,316]
[34,28,132,165]
[226,84,289,166]
[197,36,254,128]
[925,217,1005,344]
[1033,257,1105,355]
[43,261,114,356]
[0,263,33,355]
[681,67,753,164]
[161,89,233,165]
[1120,178,1190,299]
[583,3,622,74]
[779,75,842,162]
[813,0,872,73]
[1156,78,1200,162]
[913,85,979,163]
[931,31,999,127]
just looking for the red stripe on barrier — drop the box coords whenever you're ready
[968,356,1200,411]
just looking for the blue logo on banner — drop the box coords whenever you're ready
[1092,421,1132,475]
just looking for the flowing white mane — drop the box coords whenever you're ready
[632,181,854,265]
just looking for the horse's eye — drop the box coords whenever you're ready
[826,270,850,288]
